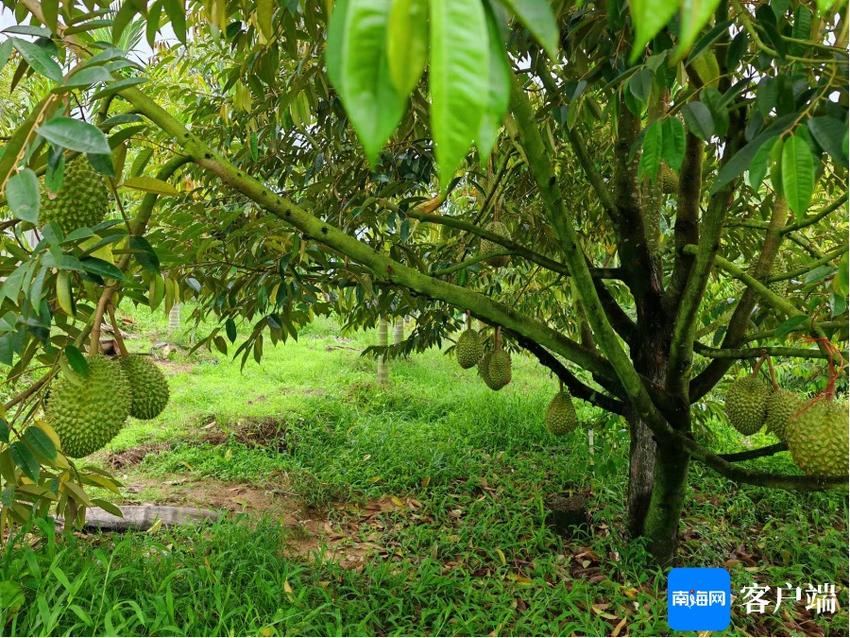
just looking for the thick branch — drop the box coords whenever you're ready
[767,243,848,282]
[118,88,616,384]
[719,442,787,462]
[780,196,847,234]
[693,342,833,359]
[515,336,625,414]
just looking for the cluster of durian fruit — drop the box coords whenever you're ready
[455,324,512,390]
[724,372,848,478]
[46,354,170,458]
[455,323,581,436]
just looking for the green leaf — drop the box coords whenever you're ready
[0,39,13,73]
[774,314,809,338]
[628,68,653,104]
[37,117,111,155]
[430,0,489,188]
[781,131,815,219]
[807,116,849,167]
[746,136,775,190]
[65,345,89,376]
[638,120,663,182]
[5,168,40,224]
[63,66,113,88]
[80,257,125,281]
[91,498,125,518]
[163,0,187,44]
[627,0,678,62]
[682,101,714,140]
[11,38,63,82]
[257,0,275,42]
[386,0,428,97]
[112,1,139,45]
[10,441,39,481]
[477,2,511,164]
[0,419,9,443]
[674,0,721,61]
[42,0,60,33]
[129,235,161,273]
[23,426,56,461]
[122,175,179,196]
[661,117,685,171]
[226,318,237,343]
[494,0,559,59]
[326,0,406,165]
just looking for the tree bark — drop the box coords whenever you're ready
[642,442,690,565]
[626,410,657,538]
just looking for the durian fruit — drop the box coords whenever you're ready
[40,158,109,234]
[486,350,512,390]
[46,354,131,458]
[724,376,771,435]
[119,354,170,419]
[786,398,849,477]
[478,351,496,388]
[545,390,577,435]
[456,328,483,369]
[480,221,510,267]
[764,388,803,441]
[767,263,788,297]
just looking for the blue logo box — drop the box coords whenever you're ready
[667,567,731,631]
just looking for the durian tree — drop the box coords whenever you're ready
[1,0,848,564]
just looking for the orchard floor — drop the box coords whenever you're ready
[2,310,847,636]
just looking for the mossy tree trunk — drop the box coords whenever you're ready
[393,317,404,346]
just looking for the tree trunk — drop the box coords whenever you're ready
[393,317,404,345]
[641,442,690,565]
[626,411,657,538]
[376,317,389,386]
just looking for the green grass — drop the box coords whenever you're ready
[1,305,847,636]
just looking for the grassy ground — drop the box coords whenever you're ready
[1,306,847,636]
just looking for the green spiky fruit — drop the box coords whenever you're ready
[764,388,803,441]
[46,355,131,458]
[478,351,495,388]
[786,398,849,477]
[486,350,512,390]
[119,354,170,419]
[40,158,109,234]
[724,376,771,435]
[481,221,510,267]
[545,391,577,435]
[456,329,483,369]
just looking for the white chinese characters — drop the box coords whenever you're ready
[739,583,838,615]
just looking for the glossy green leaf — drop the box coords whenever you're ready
[257,0,275,41]
[746,136,775,190]
[11,38,63,82]
[781,131,815,219]
[674,0,721,61]
[42,0,60,33]
[65,345,89,376]
[430,0,489,188]
[112,1,138,45]
[808,116,849,166]
[5,168,40,224]
[627,0,678,62]
[23,426,56,461]
[37,117,111,155]
[0,39,13,73]
[477,2,511,164]
[80,257,126,281]
[815,0,838,13]
[123,175,179,196]
[163,0,188,44]
[10,441,39,481]
[682,101,714,140]
[661,117,685,171]
[63,66,113,88]
[495,0,559,59]
[386,0,428,97]
[638,120,662,182]
[326,0,406,165]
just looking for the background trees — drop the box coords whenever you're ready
[0,0,847,564]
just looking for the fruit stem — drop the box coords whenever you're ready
[765,354,779,390]
[108,305,130,357]
[89,287,113,355]
[494,327,502,351]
